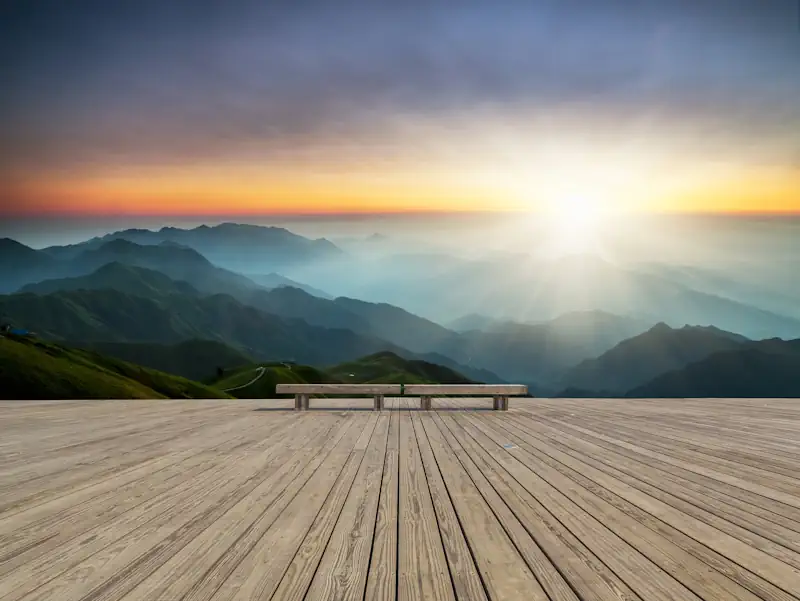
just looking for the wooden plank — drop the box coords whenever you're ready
[410,412,490,601]
[428,412,580,601]
[547,418,800,511]
[210,413,376,601]
[497,414,799,601]
[230,414,381,601]
[452,412,704,601]
[0,407,266,515]
[413,410,546,601]
[404,384,527,395]
[0,412,316,601]
[300,412,391,600]
[133,414,356,601]
[484,414,778,601]
[1,397,798,601]
[277,384,402,395]
[397,399,456,601]
[531,412,800,527]
[564,412,800,493]
[497,410,800,595]
[434,413,641,601]
[526,414,800,548]
[0,424,254,537]
[6,441,288,601]
[363,397,400,601]
[112,415,350,601]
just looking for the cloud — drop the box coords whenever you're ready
[0,0,797,174]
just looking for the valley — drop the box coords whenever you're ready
[2,221,799,399]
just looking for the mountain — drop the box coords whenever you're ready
[228,287,455,353]
[2,237,264,299]
[0,238,60,293]
[432,311,650,386]
[19,262,200,298]
[0,288,408,367]
[44,223,342,272]
[245,273,331,299]
[240,287,369,333]
[327,351,475,385]
[333,297,455,352]
[0,334,230,400]
[560,323,748,394]
[446,313,504,332]
[634,262,800,321]
[71,239,260,296]
[409,351,506,385]
[317,252,800,340]
[627,339,800,398]
[77,339,254,382]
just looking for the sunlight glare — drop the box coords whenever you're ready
[542,190,608,253]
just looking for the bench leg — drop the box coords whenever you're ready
[294,394,303,411]
[301,394,310,411]
[493,396,509,410]
[373,394,384,411]
[420,396,432,410]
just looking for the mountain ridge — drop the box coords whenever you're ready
[626,338,800,398]
[560,322,748,393]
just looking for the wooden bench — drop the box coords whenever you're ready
[275,384,401,410]
[275,383,527,411]
[404,384,527,410]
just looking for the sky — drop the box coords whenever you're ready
[1,0,799,218]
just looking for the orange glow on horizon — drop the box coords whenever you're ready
[3,162,799,217]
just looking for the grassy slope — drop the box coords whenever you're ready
[327,351,475,385]
[0,288,408,367]
[210,362,338,399]
[0,335,231,400]
[76,339,254,382]
[209,351,475,398]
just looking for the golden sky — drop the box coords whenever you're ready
[2,1,798,217]
[5,145,798,216]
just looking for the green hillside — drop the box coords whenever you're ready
[326,351,475,384]
[0,334,231,400]
[0,288,408,366]
[209,362,338,399]
[76,339,253,381]
[207,351,475,398]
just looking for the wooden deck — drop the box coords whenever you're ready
[0,397,798,601]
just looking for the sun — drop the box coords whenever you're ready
[541,190,609,254]
[546,191,605,233]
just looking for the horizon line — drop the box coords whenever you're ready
[3,208,800,220]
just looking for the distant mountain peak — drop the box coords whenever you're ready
[0,238,36,253]
[96,238,138,252]
[648,322,674,334]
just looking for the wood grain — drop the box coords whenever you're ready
[0,397,797,601]
[276,384,402,395]
[403,384,527,395]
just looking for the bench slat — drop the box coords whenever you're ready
[276,384,402,395]
[404,384,527,396]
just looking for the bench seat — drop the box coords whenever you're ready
[275,383,527,411]
[404,384,527,410]
[275,384,399,410]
